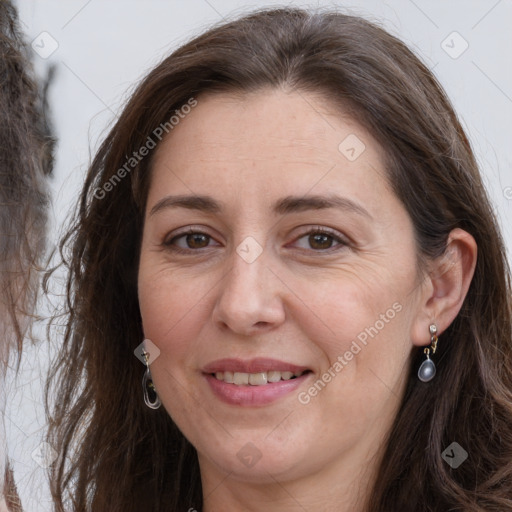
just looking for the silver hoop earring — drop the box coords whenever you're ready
[142,349,161,409]
[418,324,438,383]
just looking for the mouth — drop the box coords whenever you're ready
[210,369,310,386]
[202,358,313,406]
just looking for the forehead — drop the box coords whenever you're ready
[148,89,390,206]
[156,89,369,153]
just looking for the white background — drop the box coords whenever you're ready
[6,1,512,510]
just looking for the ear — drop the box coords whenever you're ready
[411,228,477,347]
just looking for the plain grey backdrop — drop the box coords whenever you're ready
[6,1,512,510]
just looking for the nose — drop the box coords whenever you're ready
[211,245,286,336]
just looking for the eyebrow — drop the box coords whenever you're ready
[149,193,372,219]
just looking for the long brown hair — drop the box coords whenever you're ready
[1,0,54,509]
[46,7,512,511]
[0,0,54,361]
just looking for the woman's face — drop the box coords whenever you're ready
[138,89,430,487]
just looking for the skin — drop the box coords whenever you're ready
[137,88,477,511]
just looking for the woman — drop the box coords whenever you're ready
[0,0,54,510]
[47,7,512,511]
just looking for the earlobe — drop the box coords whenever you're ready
[412,228,477,346]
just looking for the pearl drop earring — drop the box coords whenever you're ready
[418,324,438,382]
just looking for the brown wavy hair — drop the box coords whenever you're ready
[46,7,512,511]
[1,0,55,509]
[0,0,54,360]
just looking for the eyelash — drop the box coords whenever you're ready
[163,226,350,255]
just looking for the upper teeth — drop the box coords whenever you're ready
[214,370,305,386]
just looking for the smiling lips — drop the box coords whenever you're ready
[213,369,306,386]
[202,358,312,406]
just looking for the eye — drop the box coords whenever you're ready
[291,227,349,252]
[163,228,220,253]
[163,226,349,255]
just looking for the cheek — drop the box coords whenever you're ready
[138,273,209,358]
[295,268,416,411]
[293,278,412,437]
[137,271,212,424]
[297,265,411,347]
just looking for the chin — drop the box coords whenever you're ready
[196,434,320,484]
